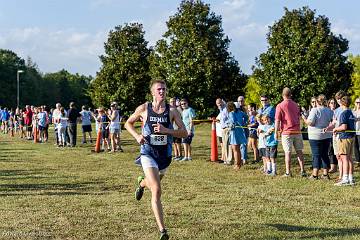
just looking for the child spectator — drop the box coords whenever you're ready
[248,103,259,163]
[260,115,278,176]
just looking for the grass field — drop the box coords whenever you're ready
[1,123,360,240]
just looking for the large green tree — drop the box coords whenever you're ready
[253,6,353,106]
[150,0,247,117]
[89,23,151,116]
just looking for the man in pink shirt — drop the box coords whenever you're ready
[275,87,306,177]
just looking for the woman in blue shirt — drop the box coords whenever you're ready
[226,102,247,170]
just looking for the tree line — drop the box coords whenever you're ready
[1,1,360,117]
[0,50,92,109]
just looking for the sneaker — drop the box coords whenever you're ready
[187,157,192,161]
[320,174,330,180]
[308,175,319,180]
[300,171,307,177]
[224,161,233,166]
[159,229,169,240]
[180,157,189,161]
[173,156,181,161]
[282,173,292,178]
[135,176,145,201]
[334,179,350,186]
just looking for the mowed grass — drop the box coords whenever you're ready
[1,123,360,240]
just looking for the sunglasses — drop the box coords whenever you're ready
[356,102,360,104]
[260,99,267,102]
[311,101,316,103]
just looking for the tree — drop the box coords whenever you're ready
[89,23,151,116]
[244,76,261,105]
[0,50,25,107]
[253,6,353,106]
[349,54,360,103]
[150,0,247,117]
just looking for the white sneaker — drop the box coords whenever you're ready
[334,179,350,186]
[180,157,189,161]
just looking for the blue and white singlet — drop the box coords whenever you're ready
[140,102,173,170]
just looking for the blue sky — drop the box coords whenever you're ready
[0,0,359,76]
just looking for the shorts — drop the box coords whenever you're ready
[182,133,194,144]
[259,148,266,158]
[173,137,182,144]
[140,155,167,175]
[333,137,339,155]
[26,125,32,132]
[101,129,109,139]
[281,134,304,153]
[266,146,278,158]
[338,138,355,155]
[38,126,46,131]
[82,125,92,133]
[109,128,120,134]
[249,133,258,139]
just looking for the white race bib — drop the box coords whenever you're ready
[150,134,167,145]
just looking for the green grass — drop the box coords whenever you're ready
[1,123,360,239]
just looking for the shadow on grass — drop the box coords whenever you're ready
[267,223,360,239]
[0,176,111,196]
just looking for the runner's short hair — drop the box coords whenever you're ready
[150,79,166,89]
[340,96,351,107]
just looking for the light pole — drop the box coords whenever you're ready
[17,70,24,108]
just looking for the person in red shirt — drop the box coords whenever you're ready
[23,105,33,140]
[275,87,306,177]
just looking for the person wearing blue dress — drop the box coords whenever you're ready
[226,102,247,170]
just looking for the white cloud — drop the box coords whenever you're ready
[214,0,255,22]
[332,20,360,54]
[0,27,108,76]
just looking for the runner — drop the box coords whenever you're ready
[125,79,187,240]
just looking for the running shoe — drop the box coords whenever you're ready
[334,179,350,186]
[135,176,145,201]
[300,171,307,177]
[159,229,169,240]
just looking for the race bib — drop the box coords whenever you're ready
[150,134,167,145]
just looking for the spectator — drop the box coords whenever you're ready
[302,95,333,180]
[236,95,249,164]
[24,105,33,140]
[215,98,227,162]
[258,95,275,123]
[330,90,347,180]
[2,107,10,134]
[52,103,62,146]
[247,103,259,163]
[275,87,306,177]
[327,98,338,173]
[57,107,68,147]
[67,102,81,147]
[37,106,48,142]
[353,97,360,165]
[226,102,247,170]
[180,99,196,161]
[80,105,93,144]
[170,97,183,160]
[333,96,356,186]
[260,115,278,176]
[108,102,123,152]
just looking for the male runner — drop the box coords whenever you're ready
[125,79,187,240]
